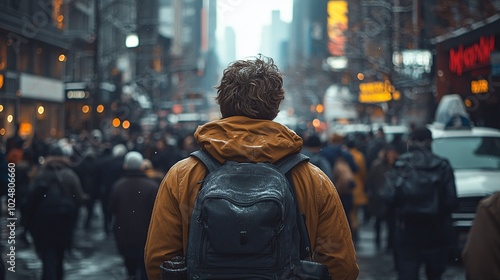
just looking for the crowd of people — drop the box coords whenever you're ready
[0,55,496,280]
[1,121,402,279]
[0,127,198,279]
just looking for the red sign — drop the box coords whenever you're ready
[449,35,495,76]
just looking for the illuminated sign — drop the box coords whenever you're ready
[327,1,347,56]
[66,90,89,99]
[0,73,3,90]
[450,35,495,76]
[358,81,398,103]
[471,79,489,94]
[393,50,432,79]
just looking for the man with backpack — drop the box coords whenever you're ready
[382,127,458,280]
[24,145,89,280]
[144,55,359,280]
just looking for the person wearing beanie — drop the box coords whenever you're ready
[110,151,159,280]
[382,126,458,280]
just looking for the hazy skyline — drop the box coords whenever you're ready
[216,0,293,60]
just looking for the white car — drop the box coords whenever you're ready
[428,120,500,259]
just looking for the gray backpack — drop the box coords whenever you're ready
[187,150,329,280]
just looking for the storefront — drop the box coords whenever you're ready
[0,71,19,144]
[18,73,65,140]
[433,14,500,129]
[64,82,93,133]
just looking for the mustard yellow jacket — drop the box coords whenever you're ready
[144,116,359,279]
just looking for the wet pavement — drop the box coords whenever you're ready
[355,221,466,280]
[1,204,466,280]
[1,205,126,280]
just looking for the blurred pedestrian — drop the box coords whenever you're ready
[15,148,37,246]
[345,134,368,243]
[95,143,127,234]
[326,134,357,226]
[0,150,7,280]
[365,126,386,173]
[24,146,88,280]
[179,134,199,159]
[141,159,164,184]
[110,151,158,280]
[302,133,332,179]
[5,123,23,155]
[74,149,99,229]
[390,133,407,155]
[462,191,500,280]
[6,136,24,164]
[383,127,458,280]
[366,144,399,250]
[332,153,356,223]
[150,136,181,173]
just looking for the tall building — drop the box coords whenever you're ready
[70,0,138,133]
[287,0,330,123]
[260,10,290,70]
[0,0,71,141]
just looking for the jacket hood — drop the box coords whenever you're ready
[194,116,303,163]
[483,192,500,226]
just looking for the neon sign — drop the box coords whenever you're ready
[449,36,495,76]
[358,80,396,103]
[471,79,488,94]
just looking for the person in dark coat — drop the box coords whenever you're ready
[150,137,181,174]
[74,149,100,229]
[302,133,332,179]
[95,144,127,234]
[24,146,88,280]
[365,127,386,172]
[366,144,399,250]
[110,151,159,280]
[384,127,458,280]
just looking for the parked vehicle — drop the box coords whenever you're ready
[428,95,500,260]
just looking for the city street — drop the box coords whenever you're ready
[1,204,466,280]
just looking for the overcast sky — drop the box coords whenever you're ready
[216,0,293,59]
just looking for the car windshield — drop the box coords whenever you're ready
[433,137,500,170]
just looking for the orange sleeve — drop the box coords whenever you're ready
[144,158,205,280]
[293,163,360,280]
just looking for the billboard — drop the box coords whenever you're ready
[327,1,347,57]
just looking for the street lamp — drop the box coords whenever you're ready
[125,33,139,48]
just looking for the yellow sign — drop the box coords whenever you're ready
[358,80,394,103]
[471,79,488,94]
[0,74,4,89]
[327,1,348,56]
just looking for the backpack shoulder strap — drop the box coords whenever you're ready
[275,152,310,174]
[275,153,312,260]
[190,150,222,172]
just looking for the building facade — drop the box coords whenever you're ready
[0,0,71,143]
[433,15,500,129]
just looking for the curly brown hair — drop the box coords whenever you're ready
[215,55,285,120]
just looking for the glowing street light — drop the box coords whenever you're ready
[125,34,139,48]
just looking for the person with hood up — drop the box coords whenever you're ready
[144,55,359,280]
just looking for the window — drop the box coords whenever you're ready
[433,137,500,170]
